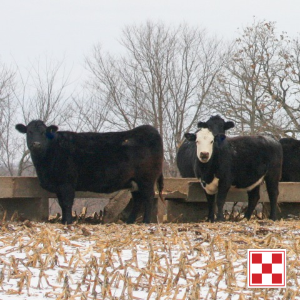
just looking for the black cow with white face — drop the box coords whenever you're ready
[280,137,300,182]
[177,115,234,177]
[184,127,282,222]
[16,120,164,224]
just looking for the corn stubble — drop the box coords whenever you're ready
[0,219,299,299]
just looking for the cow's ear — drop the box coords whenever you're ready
[184,133,196,141]
[15,124,27,134]
[46,125,58,140]
[47,125,58,133]
[224,121,235,130]
[215,133,226,146]
[197,121,208,128]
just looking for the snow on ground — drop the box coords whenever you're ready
[0,220,299,299]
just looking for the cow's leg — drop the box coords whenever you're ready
[244,186,260,220]
[56,184,75,224]
[205,193,215,222]
[265,179,279,221]
[216,186,230,221]
[126,191,143,224]
[142,187,155,224]
[127,184,155,224]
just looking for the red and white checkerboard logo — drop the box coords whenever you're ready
[247,249,286,288]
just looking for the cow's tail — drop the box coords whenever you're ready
[157,173,167,222]
[157,173,164,203]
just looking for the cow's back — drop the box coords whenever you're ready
[70,125,163,192]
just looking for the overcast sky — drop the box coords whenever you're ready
[1,0,300,80]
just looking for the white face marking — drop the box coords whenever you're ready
[200,176,219,195]
[196,128,214,163]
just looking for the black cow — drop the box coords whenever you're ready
[280,138,300,182]
[16,120,164,224]
[177,115,234,177]
[183,127,282,222]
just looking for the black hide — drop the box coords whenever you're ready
[16,120,164,224]
[280,138,300,182]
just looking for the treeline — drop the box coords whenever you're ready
[1,19,300,177]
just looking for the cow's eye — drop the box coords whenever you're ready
[211,140,214,144]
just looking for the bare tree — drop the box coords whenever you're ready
[85,46,140,131]
[15,58,74,125]
[67,91,110,132]
[86,22,226,175]
[212,20,282,135]
[261,35,300,137]
[0,63,19,175]
[213,19,300,137]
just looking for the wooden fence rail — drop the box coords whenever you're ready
[0,177,300,222]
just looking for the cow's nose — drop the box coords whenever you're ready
[200,152,209,160]
[31,142,41,148]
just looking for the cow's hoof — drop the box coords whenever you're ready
[206,219,214,223]
[243,214,251,221]
[205,216,215,223]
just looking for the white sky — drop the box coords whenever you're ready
[1,0,300,80]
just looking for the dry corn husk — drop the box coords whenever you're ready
[0,220,299,299]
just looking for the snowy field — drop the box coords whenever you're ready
[0,220,299,299]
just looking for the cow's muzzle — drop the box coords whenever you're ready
[30,142,42,150]
[200,152,210,162]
